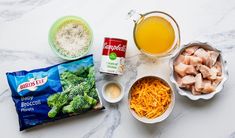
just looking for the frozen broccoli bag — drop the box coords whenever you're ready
[6,55,104,131]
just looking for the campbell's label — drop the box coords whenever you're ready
[100,38,127,75]
[17,77,48,92]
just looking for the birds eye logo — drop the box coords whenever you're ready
[17,77,48,92]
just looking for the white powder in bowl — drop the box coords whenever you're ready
[54,22,91,58]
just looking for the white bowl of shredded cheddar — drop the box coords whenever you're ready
[128,76,175,123]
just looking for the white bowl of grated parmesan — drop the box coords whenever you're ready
[49,16,93,60]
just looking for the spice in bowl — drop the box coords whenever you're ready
[102,81,124,103]
[49,16,93,60]
[105,83,121,99]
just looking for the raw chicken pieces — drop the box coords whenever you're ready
[182,75,195,85]
[174,63,197,76]
[183,46,199,55]
[194,48,209,64]
[195,73,203,91]
[197,65,211,78]
[174,46,223,95]
[207,51,220,67]
[189,56,202,66]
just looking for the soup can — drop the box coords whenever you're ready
[100,37,127,75]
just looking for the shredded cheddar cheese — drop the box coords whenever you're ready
[130,77,171,119]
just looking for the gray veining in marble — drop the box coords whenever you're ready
[203,30,235,52]
[0,0,52,22]
[83,55,142,138]
[0,0,235,137]
[0,88,10,103]
[214,5,235,25]
[0,49,63,64]
[230,132,235,138]
[0,53,144,138]
[82,105,121,138]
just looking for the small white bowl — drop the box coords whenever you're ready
[102,81,124,103]
[169,42,229,100]
[128,76,175,124]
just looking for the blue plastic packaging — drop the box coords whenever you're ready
[6,55,103,131]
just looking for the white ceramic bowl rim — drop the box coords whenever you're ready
[169,41,229,100]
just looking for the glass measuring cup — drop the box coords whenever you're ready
[128,10,181,58]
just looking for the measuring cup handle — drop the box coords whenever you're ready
[127,10,142,23]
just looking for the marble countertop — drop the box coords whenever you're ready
[0,0,235,138]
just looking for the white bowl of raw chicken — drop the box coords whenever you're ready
[170,42,228,100]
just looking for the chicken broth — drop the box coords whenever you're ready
[134,16,175,55]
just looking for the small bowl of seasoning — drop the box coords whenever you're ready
[102,81,124,103]
[49,16,93,60]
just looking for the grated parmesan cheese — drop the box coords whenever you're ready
[55,22,91,58]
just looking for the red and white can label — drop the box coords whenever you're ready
[100,37,127,75]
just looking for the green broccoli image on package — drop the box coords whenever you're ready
[47,61,101,118]
[6,55,104,131]
[47,55,103,118]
